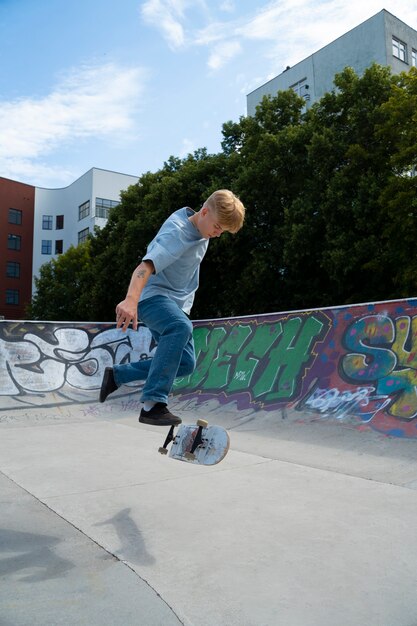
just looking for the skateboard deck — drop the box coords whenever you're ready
[158,419,230,465]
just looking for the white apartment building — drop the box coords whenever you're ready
[247,9,417,116]
[33,167,138,292]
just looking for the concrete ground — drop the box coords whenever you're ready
[2,392,417,626]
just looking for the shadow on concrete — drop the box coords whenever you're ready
[0,528,74,582]
[94,507,155,566]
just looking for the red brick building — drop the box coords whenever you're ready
[0,177,35,319]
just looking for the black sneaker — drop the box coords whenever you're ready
[99,367,118,403]
[139,403,182,426]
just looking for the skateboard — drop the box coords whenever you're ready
[158,419,230,465]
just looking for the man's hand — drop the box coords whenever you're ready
[116,297,138,332]
[115,260,154,332]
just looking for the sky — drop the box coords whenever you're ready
[1,0,416,189]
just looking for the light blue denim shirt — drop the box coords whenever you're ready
[140,207,209,314]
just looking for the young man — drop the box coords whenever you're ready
[99,189,245,426]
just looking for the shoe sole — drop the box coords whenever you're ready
[139,415,182,426]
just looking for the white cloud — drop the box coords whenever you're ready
[0,62,147,185]
[219,0,235,12]
[179,137,196,157]
[194,22,226,46]
[208,41,242,70]
[141,0,209,48]
[237,1,288,41]
[4,158,76,189]
[238,0,417,43]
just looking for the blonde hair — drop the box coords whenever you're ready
[204,189,245,234]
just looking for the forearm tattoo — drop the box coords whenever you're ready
[136,268,147,279]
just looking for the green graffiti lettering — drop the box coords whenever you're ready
[228,323,282,393]
[173,326,226,390]
[252,316,325,401]
[203,324,253,389]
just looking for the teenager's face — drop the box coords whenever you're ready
[199,206,225,239]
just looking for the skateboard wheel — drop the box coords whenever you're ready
[158,447,168,455]
[184,451,196,461]
[196,419,208,428]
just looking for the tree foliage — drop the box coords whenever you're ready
[28,241,93,321]
[29,65,417,321]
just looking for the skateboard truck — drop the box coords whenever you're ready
[183,419,208,460]
[158,419,209,458]
[158,424,176,455]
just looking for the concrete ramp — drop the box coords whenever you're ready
[2,300,417,625]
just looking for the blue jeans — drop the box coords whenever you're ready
[113,295,195,404]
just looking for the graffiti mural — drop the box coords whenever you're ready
[0,322,154,399]
[2,298,417,438]
[173,313,330,404]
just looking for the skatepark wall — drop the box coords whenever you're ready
[2,297,417,438]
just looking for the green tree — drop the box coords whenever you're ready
[220,89,306,313]
[29,65,417,321]
[28,241,92,321]
[376,67,417,295]
[282,64,417,306]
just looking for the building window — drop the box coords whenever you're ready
[9,208,22,225]
[55,240,63,254]
[290,77,310,102]
[56,215,64,229]
[412,49,417,68]
[42,240,52,254]
[6,289,19,305]
[95,197,119,219]
[392,37,407,63]
[6,261,20,278]
[79,200,90,221]
[8,234,21,250]
[42,215,53,230]
[78,227,90,244]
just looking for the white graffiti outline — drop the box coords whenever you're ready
[303,386,391,422]
[0,326,154,396]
